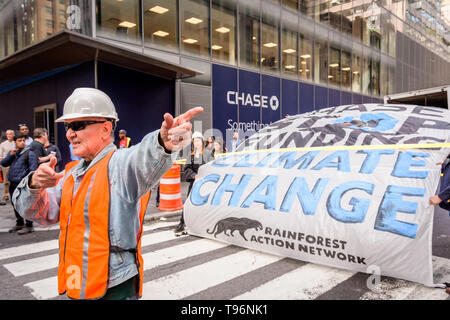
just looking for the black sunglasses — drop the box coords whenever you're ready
[64,120,107,132]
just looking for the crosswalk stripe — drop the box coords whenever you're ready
[142,238,228,270]
[359,256,450,300]
[141,249,282,300]
[5,230,179,277]
[0,239,58,262]
[232,263,355,300]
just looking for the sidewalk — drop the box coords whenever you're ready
[0,180,189,231]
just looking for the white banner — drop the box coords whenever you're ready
[184,104,450,286]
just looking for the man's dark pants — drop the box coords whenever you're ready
[9,181,33,228]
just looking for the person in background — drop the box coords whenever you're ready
[0,129,15,205]
[430,154,450,213]
[43,128,62,172]
[17,124,33,146]
[1,133,38,234]
[175,131,206,236]
[115,129,132,149]
[29,128,53,164]
[69,143,82,161]
[228,131,241,152]
[203,136,215,163]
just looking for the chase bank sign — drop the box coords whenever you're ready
[226,91,280,111]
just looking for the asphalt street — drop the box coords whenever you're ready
[0,180,448,300]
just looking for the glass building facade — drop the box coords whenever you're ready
[1,0,449,99]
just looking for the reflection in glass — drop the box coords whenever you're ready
[329,46,341,86]
[372,56,380,96]
[212,0,236,64]
[352,53,362,92]
[282,27,298,75]
[299,0,314,18]
[282,0,298,10]
[341,50,351,89]
[362,54,372,95]
[181,0,210,58]
[97,0,141,44]
[314,38,328,85]
[299,34,312,80]
[328,0,341,32]
[341,0,353,36]
[239,0,260,69]
[143,0,178,52]
[261,2,280,72]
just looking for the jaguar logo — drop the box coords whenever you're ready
[206,217,263,241]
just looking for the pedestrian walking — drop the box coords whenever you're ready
[12,88,203,300]
[0,129,15,204]
[115,129,132,148]
[1,133,38,234]
[17,124,33,146]
[175,131,207,235]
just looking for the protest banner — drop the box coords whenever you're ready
[184,104,450,286]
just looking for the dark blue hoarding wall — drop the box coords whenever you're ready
[212,64,383,143]
[0,61,175,168]
[97,61,174,145]
[0,62,95,168]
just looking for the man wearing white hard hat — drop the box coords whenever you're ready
[12,88,203,300]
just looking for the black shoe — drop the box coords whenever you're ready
[17,226,34,235]
[0,201,6,206]
[9,225,24,233]
[174,222,185,234]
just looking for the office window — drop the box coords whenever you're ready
[97,0,141,44]
[380,60,388,96]
[261,2,280,72]
[143,0,178,52]
[372,56,380,96]
[282,26,298,75]
[341,50,351,89]
[315,0,329,24]
[314,38,328,85]
[341,0,353,36]
[299,34,312,80]
[352,53,362,92]
[299,0,314,18]
[181,0,210,58]
[212,0,236,65]
[282,0,298,10]
[329,46,341,86]
[239,0,260,69]
[328,1,341,32]
[362,54,372,95]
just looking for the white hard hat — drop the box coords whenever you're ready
[192,131,204,140]
[55,88,119,122]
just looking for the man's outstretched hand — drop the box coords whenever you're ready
[30,156,64,189]
[160,107,204,151]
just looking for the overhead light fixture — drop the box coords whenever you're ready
[342,67,351,71]
[328,75,333,78]
[305,69,310,72]
[212,45,223,50]
[252,36,257,40]
[301,61,307,65]
[215,27,230,33]
[149,5,169,14]
[118,21,136,28]
[329,63,339,68]
[300,54,311,59]
[283,48,296,54]
[153,30,169,37]
[264,42,277,48]
[285,65,295,69]
[185,17,203,24]
[261,58,266,62]
[353,71,359,74]
[183,38,198,44]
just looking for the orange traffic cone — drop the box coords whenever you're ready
[0,170,3,183]
[158,164,183,212]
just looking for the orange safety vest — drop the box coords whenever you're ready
[57,150,150,299]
